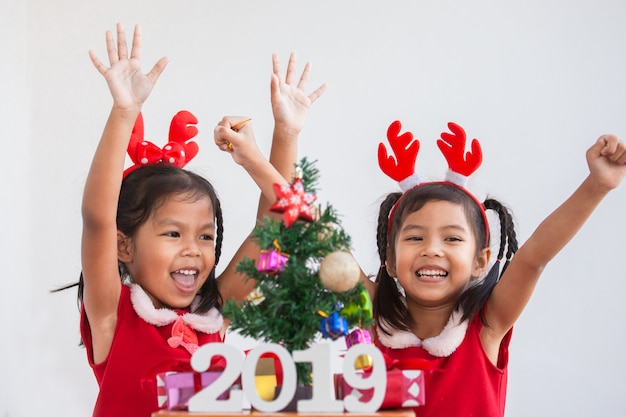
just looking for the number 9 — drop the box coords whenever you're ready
[342,344,386,412]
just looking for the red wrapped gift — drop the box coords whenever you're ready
[157,371,228,410]
[337,369,425,409]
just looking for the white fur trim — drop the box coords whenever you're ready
[376,309,468,357]
[182,309,223,334]
[399,173,422,192]
[130,283,178,326]
[421,310,468,357]
[129,284,223,334]
[444,170,469,187]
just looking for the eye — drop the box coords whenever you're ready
[164,231,180,238]
[445,236,462,242]
[199,234,214,241]
[404,235,423,242]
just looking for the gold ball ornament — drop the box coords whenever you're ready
[319,251,361,293]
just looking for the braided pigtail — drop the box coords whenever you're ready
[373,192,412,336]
[456,198,518,325]
[194,193,225,314]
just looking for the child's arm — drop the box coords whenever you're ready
[215,53,326,304]
[483,135,626,349]
[81,24,168,363]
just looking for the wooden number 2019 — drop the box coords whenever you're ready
[187,342,386,413]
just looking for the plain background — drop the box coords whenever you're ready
[2,1,625,416]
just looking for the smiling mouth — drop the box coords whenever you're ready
[416,269,448,279]
[171,269,198,288]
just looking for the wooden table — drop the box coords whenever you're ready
[153,411,415,417]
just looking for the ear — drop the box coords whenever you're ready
[472,247,491,278]
[385,246,397,277]
[117,231,133,263]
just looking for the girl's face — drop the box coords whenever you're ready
[389,200,489,310]
[120,193,216,309]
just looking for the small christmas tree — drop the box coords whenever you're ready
[223,158,372,386]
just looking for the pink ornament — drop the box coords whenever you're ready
[257,249,289,275]
[346,328,372,348]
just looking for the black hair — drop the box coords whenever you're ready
[55,164,224,314]
[373,183,518,336]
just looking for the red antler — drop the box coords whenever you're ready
[123,111,200,178]
[126,112,145,166]
[168,110,199,162]
[378,120,420,183]
[437,122,482,177]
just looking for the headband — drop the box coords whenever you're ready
[378,120,489,245]
[123,110,200,177]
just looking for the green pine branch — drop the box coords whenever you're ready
[222,159,372,386]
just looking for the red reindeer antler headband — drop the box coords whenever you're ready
[123,110,200,177]
[378,121,489,245]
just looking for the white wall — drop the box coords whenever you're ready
[2,1,625,416]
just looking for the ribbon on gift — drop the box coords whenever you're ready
[142,356,227,404]
[337,368,427,409]
[383,355,438,372]
[164,371,227,410]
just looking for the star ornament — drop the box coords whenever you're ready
[269,177,317,227]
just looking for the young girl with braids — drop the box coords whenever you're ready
[364,120,626,416]
[228,115,625,416]
[77,23,326,417]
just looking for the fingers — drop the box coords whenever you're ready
[270,73,281,102]
[285,52,297,85]
[591,134,626,164]
[130,24,142,61]
[308,82,328,104]
[88,50,107,75]
[146,56,170,84]
[100,23,131,69]
[214,117,252,153]
[105,30,117,65]
[296,61,311,90]
[214,125,234,153]
[116,23,128,61]
[272,52,283,80]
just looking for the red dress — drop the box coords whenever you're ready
[81,284,224,417]
[375,311,513,417]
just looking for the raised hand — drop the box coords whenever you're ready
[586,134,626,190]
[88,23,169,110]
[214,116,263,167]
[270,52,327,136]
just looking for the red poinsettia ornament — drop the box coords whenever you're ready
[269,167,317,227]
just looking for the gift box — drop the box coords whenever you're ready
[254,357,278,401]
[336,368,425,409]
[257,249,289,274]
[320,311,349,340]
[157,371,228,410]
[345,328,372,347]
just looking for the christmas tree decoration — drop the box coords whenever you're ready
[257,240,289,275]
[340,287,373,324]
[222,158,373,386]
[318,310,349,340]
[319,251,361,293]
[269,166,318,227]
[345,328,372,348]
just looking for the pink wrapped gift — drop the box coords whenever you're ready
[337,369,425,409]
[157,371,228,410]
[257,249,289,274]
[345,328,372,347]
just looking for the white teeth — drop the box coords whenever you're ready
[175,269,196,275]
[417,269,447,277]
